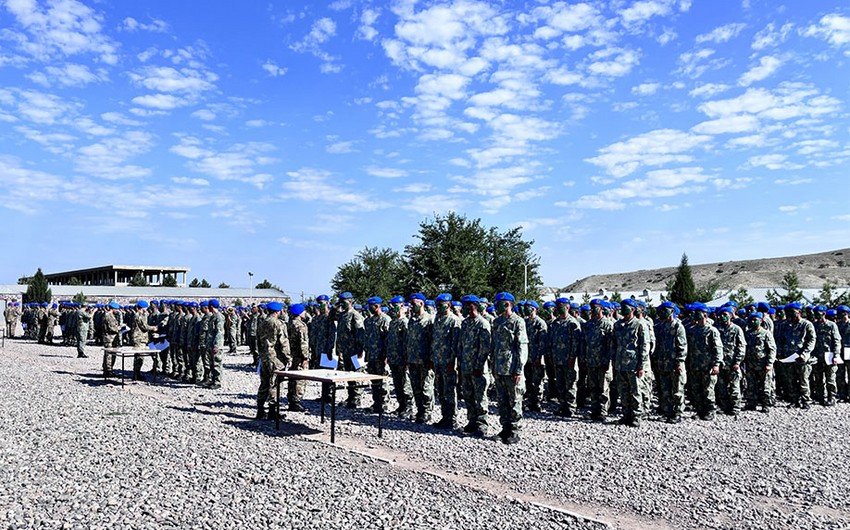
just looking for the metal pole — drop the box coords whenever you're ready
[524,263,528,296]
[248,272,253,303]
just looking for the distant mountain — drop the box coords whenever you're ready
[562,248,850,293]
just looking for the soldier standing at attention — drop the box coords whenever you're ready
[612,299,649,427]
[386,296,413,418]
[431,293,460,429]
[687,303,724,420]
[550,297,581,418]
[652,301,688,423]
[743,312,776,413]
[75,305,93,358]
[334,292,366,408]
[582,299,615,421]
[286,304,310,412]
[776,302,816,409]
[715,306,746,416]
[458,295,491,436]
[130,301,152,381]
[101,302,122,376]
[490,292,528,444]
[256,302,290,420]
[206,300,226,389]
[246,305,260,367]
[364,297,391,413]
[836,306,850,402]
[406,293,434,424]
[810,305,842,406]
[523,300,548,413]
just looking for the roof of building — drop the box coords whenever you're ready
[0,285,287,299]
[44,265,190,276]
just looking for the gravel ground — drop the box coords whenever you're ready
[3,338,849,529]
[0,339,604,530]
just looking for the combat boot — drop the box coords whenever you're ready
[502,431,520,445]
[267,404,280,421]
[255,405,266,419]
[433,416,456,430]
[288,402,306,412]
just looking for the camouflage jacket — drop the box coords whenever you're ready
[813,319,842,364]
[582,317,614,369]
[652,318,687,370]
[717,322,746,367]
[687,323,723,371]
[525,315,549,363]
[431,313,459,366]
[258,313,289,364]
[776,318,816,363]
[405,313,433,365]
[207,311,225,349]
[364,312,391,362]
[744,326,776,368]
[613,317,649,372]
[288,318,309,365]
[335,309,364,358]
[549,316,581,366]
[386,316,408,366]
[459,314,491,373]
[490,312,528,376]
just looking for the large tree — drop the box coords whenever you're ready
[667,253,697,306]
[25,268,52,303]
[766,271,804,306]
[128,272,149,287]
[331,246,406,303]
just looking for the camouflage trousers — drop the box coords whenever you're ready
[615,371,642,420]
[523,359,545,407]
[75,330,88,358]
[774,361,793,402]
[342,353,366,404]
[715,367,742,413]
[388,363,413,412]
[407,364,434,419]
[744,365,774,408]
[460,371,489,431]
[553,363,577,412]
[257,357,285,405]
[810,362,837,403]
[576,357,588,407]
[640,361,655,413]
[789,362,812,405]
[543,352,557,400]
[367,359,389,409]
[585,365,612,417]
[657,364,687,418]
[690,371,718,416]
[837,362,850,401]
[493,374,523,432]
[190,346,207,380]
[433,364,458,420]
[287,356,307,404]
[209,345,224,384]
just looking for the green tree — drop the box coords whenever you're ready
[200,279,211,288]
[67,276,82,286]
[695,279,721,303]
[610,291,623,303]
[218,282,230,289]
[233,298,244,307]
[189,278,201,288]
[255,279,280,290]
[162,276,178,287]
[814,280,850,306]
[25,268,52,304]
[582,292,591,304]
[128,272,149,287]
[728,287,755,308]
[73,292,87,304]
[667,253,697,307]
[331,246,406,303]
[766,271,804,306]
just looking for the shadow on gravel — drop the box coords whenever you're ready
[167,404,253,422]
[223,417,323,438]
[52,369,120,387]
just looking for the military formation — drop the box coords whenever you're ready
[6,294,850,445]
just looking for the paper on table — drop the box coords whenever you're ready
[778,353,799,363]
[844,347,850,361]
[319,353,338,370]
[350,354,365,370]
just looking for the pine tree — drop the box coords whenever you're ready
[668,253,697,307]
[25,268,52,304]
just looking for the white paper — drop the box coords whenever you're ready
[778,353,799,364]
[350,354,365,370]
[844,347,850,361]
[320,353,338,370]
[825,351,844,365]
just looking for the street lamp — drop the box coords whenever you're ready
[248,272,253,303]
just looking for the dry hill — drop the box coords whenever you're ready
[563,248,850,293]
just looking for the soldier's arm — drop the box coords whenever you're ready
[711,329,724,369]
[800,321,816,360]
[674,322,688,362]
[764,332,777,366]
[733,327,746,366]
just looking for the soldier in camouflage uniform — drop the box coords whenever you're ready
[246,305,260,366]
[687,303,723,420]
[743,312,776,412]
[490,292,528,444]
[364,297,391,413]
[715,306,746,415]
[550,298,582,417]
[652,301,688,422]
[775,302,816,409]
[256,302,290,419]
[582,299,615,421]
[612,299,649,427]
[540,300,557,402]
[406,293,434,423]
[334,292,366,407]
[431,293,460,429]
[386,296,413,418]
[459,295,492,436]
[523,300,548,413]
[74,305,92,358]
[205,300,226,389]
[128,301,152,381]
[836,306,850,402]
[184,303,201,383]
[101,302,122,375]
[810,305,842,406]
[286,304,310,411]
[194,302,212,384]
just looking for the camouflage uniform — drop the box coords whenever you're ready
[687,322,723,417]
[744,325,777,409]
[613,317,649,423]
[364,311,391,411]
[196,310,212,382]
[287,317,310,406]
[335,308,365,405]
[549,316,582,415]
[582,316,614,419]
[837,317,850,401]
[405,312,434,421]
[207,309,226,386]
[184,310,201,382]
[257,313,290,411]
[431,313,460,423]
[491,311,528,436]
[386,314,413,414]
[523,314,549,410]
[776,317,816,406]
[246,311,260,365]
[459,313,492,433]
[638,316,656,413]
[101,310,121,373]
[716,321,746,414]
[652,318,688,419]
[75,308,92,358]
[811,318,842,404]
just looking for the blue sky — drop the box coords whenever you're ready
[1,0,848,298]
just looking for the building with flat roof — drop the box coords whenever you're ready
[34,265,191,288]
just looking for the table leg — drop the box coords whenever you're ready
[275,376,282,431]
[121,355,125,388]
[320,381,326,424]
[330,384,337,444]
[378,404,383,438]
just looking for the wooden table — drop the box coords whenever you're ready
[103,347,158,387]
[273,369,389,443]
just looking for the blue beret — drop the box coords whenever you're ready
[691,302,708,312]
[570,302,580,309]
[814,305,827,312]
[768,308,775,314]
[621,298,639,309]
[425,300,435,307]
[527,300,540,309]
[725,301,738,308]
[609,301,620,308]
[658,301,675,310]
[452,301,462,307]
[826,309,836,317]
[290,303,306,316]
[108,301,120,309]
[369,296,383,305]
[51,303,57,308]
[737,309,747,316]
[390,295,405,304]
[757,302,771,312]
[409,293,426,301]
[786,302,803,310]
[258,303,266,309]
[150,300,158,306]
[354,304,362,310]
[479,298,489,303]
[317,294,330,301]
[580,304,590,311]
[636,300,646,309]
[494,292,515,302]
[435,293,452,302]
[338,292,353,300]
[590,299,604,306]
[555,297,569,305]
[517,300,526,306]
[542,301,555,308]
[486,306,495,313]
[716,306,733,315]
[750,312,764,319]
[209,299,220,308]
[137,300,149,309]
[267,301,282,312]
[838,305,850,313]
[461,294,480,304]
[200,301,208,307]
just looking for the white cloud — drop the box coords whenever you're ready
[129,65,217,94]
[261,61,287,77]
[745,153,803,170]
[402,194,466,215]
[27,63,108,87]
[698,84,841,122]
[394,183,432,193]
[172,176,209,186]
[365,166,408,178]
[245,119,268,128]
[803,13,850,47]
[738,56,782,86]
[586,129,712,178]
[620,0,690,26]
[688,83,731,98]
[170,136,277,188]
[75,131,155,179]
[793,139,839,155]
[565,167,713,210]
[691,115,759,135]
[774,177,813,185]
[290,17,341,73]
[586,47,639,77]
[121,17,168,33]
[632,82,661,96]
[752,22,793,50]
[326,140,356,154]
[695,22,746,44]
[677,48,729,78]
[357,8,379,41]
[191,109,216,121]
[131,94,187,110]
[283,167,384,210]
